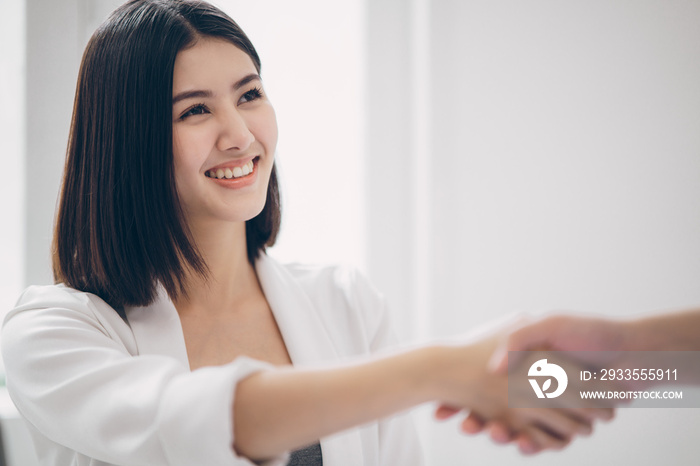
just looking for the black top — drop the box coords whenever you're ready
[287,442,322,466]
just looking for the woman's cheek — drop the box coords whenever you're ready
[253,104,278,154]
[174,123,217,154]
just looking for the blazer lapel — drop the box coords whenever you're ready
[256,254,366,465]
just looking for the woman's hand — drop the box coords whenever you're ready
[430,328,614,454]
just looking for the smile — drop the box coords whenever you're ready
[205,159,255,179]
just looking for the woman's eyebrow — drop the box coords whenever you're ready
[234,73,261,90]
[172,89,211,105]
[172,73,261,106]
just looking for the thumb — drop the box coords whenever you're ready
[488,313,556,373]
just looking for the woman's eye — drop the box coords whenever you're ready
[179,104,209,120]
[239,87,263,104]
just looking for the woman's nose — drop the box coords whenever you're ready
[216,106,254,152]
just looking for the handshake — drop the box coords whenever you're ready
[432,308,700,454]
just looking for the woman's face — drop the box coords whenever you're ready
[171,37,277,228]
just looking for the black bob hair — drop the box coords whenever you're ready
[53,0,281,308]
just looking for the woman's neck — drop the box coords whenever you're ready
[175,219,259,313]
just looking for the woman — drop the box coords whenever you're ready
[1,1,600,465]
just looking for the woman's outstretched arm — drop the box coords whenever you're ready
[233,333,592,461]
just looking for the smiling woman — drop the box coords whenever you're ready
[0,1,605,465]
[50,3,282,307]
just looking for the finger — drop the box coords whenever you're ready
[521,408,593,439]
[569,406,615,423]
[561,410,595,437]
[515,429,543,455]
[434,405,461,421]
[489,315,557,374]
[486,421,515,444]
[592,407,615,422]
[517,424,570,455]
[515,431,541,455]
[460,412,485,434]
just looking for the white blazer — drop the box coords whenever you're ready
[1,254,424,466]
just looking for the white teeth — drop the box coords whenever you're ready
[207,160,255,179]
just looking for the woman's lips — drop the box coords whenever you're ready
[205,157,259,189]
[205,158,256,180]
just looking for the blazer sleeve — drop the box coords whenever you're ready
[1,286,287,466]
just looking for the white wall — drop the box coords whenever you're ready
[0,0,27,339]
[24,0,80,288]
[0,1,30,463]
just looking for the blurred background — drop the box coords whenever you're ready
[1,0,699,464]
